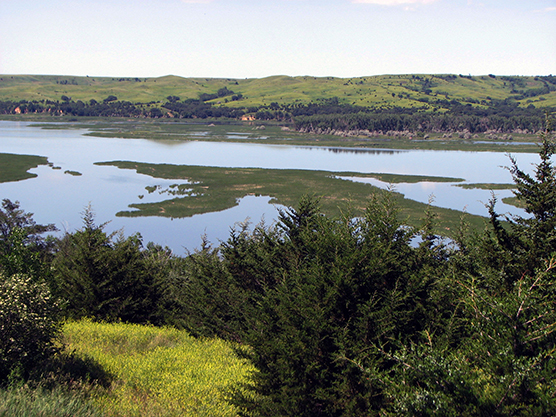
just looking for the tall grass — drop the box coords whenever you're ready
[0,385,102,417]
[62,320,252,417]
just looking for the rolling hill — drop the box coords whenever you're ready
[1,73,555,111]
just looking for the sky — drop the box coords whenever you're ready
[0,0,555,79]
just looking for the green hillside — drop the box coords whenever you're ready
[1,73,555,110]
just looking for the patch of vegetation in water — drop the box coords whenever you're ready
[145,185,158,193]
[344,172,464,184]
[95,160,486,233]
[0,153,49,183]
[21,118,541,153]
[502,196,526,208]
[64,170,82,176]
[454,183,515,190]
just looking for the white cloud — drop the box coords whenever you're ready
[180,0,213,3]
[352,0,439,5]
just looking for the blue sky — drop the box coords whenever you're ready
[1,0,554,78]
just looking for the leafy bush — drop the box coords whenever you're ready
[0,199,57,281]
[0,274,60,383]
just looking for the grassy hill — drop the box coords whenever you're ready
[2,73,555,110]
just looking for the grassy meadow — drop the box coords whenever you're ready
[0,321,252,417]
[60,320,252,417]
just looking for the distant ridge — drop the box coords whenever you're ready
[1,74,555,110]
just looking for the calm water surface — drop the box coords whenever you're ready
[0,121,537,253]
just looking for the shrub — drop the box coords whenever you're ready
[179,195,441,415]
[51,208,170,324]
[0,274,60,383]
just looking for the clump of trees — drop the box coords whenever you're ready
[1,122,556,414]
[165,121,556,415]
[51,207,174,324]
[292,101,549,135]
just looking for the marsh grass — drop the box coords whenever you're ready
[454,183,515,190]
[502,196,526,209]
[64,170,82,176]
[78,121,541,153]
[0,153,49,183]
[96,161,486,233]
[62,320,253,417]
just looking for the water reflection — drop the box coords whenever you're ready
[296,146,403,155]
[473,141,533,146]
[338,176,522,218]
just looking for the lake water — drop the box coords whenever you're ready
[0,121,538,254]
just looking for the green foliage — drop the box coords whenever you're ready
[459,261,556,414]
[51,207,171,324]
[0,199,57,281]
[370,259,556,416]
[0,385,103,417]
[235,197,439,416]
[0,274,61,383]
[371,120,556,416]
[484,118,556,282]
[508,120,556,257]
[177,195,443,415]
[163,239,253,342]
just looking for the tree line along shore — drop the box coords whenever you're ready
[1,73,555,138]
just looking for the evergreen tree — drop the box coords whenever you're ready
[486,117,556,283]
[372,118,556,415]
[0,199,57,281]
[224,195,439,416]
[51,207,167,323]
